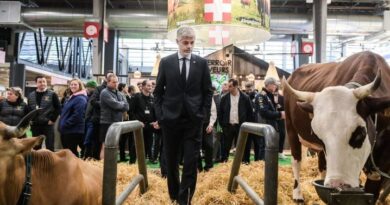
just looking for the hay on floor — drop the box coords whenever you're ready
[89,157,389,205]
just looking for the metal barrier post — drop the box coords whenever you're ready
[133,128,148,193]
[227,122,278,205]
[228,127,248,191]
[102,121,147,205]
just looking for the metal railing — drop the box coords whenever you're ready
[227,122,279,205]
[102,121,148,205]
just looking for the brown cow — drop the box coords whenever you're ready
[0,110,102,205]
[283,51,390,203]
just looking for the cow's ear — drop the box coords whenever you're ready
[363,96,390,115]
[297,101,313,113]
[15,136,44,154]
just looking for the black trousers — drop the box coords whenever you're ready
[221,124,240,162]
[161,119,202,205]
[119,132,131,161]
[60,133,84,157]
[99,123,112,143]
[143,126,154,160]
[31,125,55,151]
[158,132,167,177]
[84,122,102,160]
[152,131,162,161]
[198,123,213,171]
[243,133,263,163]
[277,120,286,153]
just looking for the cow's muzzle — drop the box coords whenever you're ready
[327,179,352,189]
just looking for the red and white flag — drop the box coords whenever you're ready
[204,0,232,22]
[209,26,229,45]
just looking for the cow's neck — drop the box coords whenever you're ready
[1,155,26,205]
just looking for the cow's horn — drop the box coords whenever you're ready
[282,76,315,102]
[353,69,381,99]
[4,109,41,139]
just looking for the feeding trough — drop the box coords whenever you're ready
[312,179,374,205]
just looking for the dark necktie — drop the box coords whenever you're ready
[181,57,187,85]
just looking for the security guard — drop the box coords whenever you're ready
[255,77,285,159]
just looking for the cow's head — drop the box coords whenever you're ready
[0,110,43,198]
[283,71,383,188]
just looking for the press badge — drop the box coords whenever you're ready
[145,110,150,114]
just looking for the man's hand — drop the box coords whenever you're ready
[206,125,213,134]
[152,121,160,129]
[48,120,54,125]
[280,111,286,120]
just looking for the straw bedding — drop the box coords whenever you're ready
[89,157,389,205]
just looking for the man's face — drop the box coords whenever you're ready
[36,77,47,91]
[143,81,153,94]
[222,83,229,93]
[107,77,119,90]
[176,36,195,57]
[245,86,253,94]
[228,82,237,93]
[266,84,278,93]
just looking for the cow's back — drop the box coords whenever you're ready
[29,150,102,205]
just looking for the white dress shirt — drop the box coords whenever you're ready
[208,97,217,127]
[229,92,240,124]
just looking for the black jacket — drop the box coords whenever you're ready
[27,90,61,126]
[89,81,107,123]
[218,91,254,127]
[154,53,213,123]
[255,88,282,129]
[0,100,29,126]
[132,92,155,125]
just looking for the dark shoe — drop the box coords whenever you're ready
[204,166,213,172]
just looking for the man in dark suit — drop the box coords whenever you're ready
[153,26,213,205]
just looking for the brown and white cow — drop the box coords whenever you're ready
[0,110,102,205]
[283,51,390,203]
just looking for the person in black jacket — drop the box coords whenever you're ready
[118,83,133,162]
[274,87,287,159]
[243,83,261,163]
[27,76,61,151]
[132,79,155,162]
[256,77,286,159]
[218,79,254,162]
[83,80,98,159]
[88,72,113,159]
[0,87,29,129]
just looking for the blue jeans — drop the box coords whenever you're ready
[84,121,94,146]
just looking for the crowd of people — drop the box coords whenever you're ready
[0,26,288,205]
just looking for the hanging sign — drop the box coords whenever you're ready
[301,39,314,55]
[84,21,100,39]
[167,0,271,47]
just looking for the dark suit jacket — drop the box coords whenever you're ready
[154,52,213,123]
[218,91,255,127]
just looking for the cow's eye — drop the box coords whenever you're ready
[349,126,367,149]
